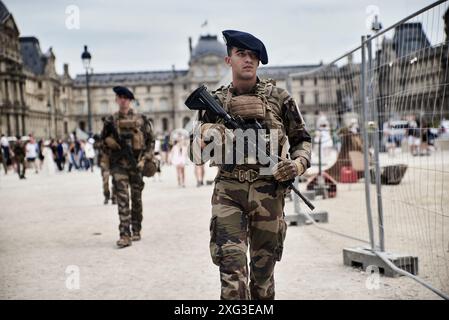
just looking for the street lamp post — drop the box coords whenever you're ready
[81,45,92,135]
[47,101,51,138]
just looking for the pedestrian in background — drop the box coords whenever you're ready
[56,139,66,171]
[42,140,56,176]
[37,139,45,170]
[85,138,96,172]
[170,139,187,188]
[13,136,26,179]
[195,164,205,187]
[25,136,39,174]
[1,133,11,173]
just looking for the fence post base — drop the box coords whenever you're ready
[285,210,328,226]
[343,247,419,277]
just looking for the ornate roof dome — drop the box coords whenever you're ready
[190,34,226,63]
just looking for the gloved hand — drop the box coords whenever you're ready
[200,123,230,145]
[104,137,121,150]
[272,158,306,182]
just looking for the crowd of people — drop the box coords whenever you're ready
[383,115,444,157]
[310,111,446,159]
[3,113,445,183]
[0,131,208,188]
[0,133,100,179]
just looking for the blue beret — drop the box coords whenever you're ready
[222,30,268,65]
[113,86,135,100]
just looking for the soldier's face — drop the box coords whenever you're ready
[225,48,259,80]
[115,95,130,109]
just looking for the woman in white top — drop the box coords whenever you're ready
[42,140,57,176]
[169,139,188,188]
[25,137,39,173]
[84,138,96,172]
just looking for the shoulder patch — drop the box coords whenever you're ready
[278,88,291,102]
[285,97,305,124]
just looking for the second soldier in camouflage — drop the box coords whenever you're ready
[101,86,155,248]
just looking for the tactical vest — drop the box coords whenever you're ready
[214,79,289,166]
[105,110,149,168]
[113,113,146,152]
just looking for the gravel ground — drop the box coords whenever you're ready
[0,161,442,300]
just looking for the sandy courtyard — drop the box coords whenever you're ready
[0,159,444,300]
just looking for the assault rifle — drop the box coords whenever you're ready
[185,85,315,210]
[103,119,139,171]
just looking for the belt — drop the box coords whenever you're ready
[219,168,273,183]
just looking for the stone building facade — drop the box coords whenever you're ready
[0,0,334,139]
[2,0,448,140]
[0,1,26,137]
[71,36,322,137]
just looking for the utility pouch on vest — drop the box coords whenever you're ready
[117,119,144,150]
[118,119,137,130]
[229,96,265,120]
[132,130,144,150]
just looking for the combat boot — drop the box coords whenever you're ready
[131,232,141,241]
[104,197,109,205]
[116,235,132,248]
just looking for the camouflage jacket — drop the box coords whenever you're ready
[101,108,155,169]
[13,142,26,161]
[192,78,312,170]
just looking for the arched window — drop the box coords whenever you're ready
[182,116,190,128]
[79,121,86,131]
[194,68,204,78]
[77,101,85,114]
[144,98,153,112]
[207,66,216,78]
[159,97,168,111]
[162,118,169,132]
[100,100,109,114]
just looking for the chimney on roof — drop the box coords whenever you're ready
[48,46,55,58]
[63,63,69,75]
[189,37,193,57]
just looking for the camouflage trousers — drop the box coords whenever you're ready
[210,177,287,300]
[112,168,144,237]
[16,158,26,178]
[101,167,117,201]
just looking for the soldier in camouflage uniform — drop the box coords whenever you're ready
[101,86,154,248]
[190,30,311,299]
[98,138,117,205]
[0,141,4,175]
[13,136,26,179]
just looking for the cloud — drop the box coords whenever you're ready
[4,0,443,76]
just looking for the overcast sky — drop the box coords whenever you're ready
[4,0,444,77]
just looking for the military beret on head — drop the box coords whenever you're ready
[113,86,135,100]
[222,30,268,65]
